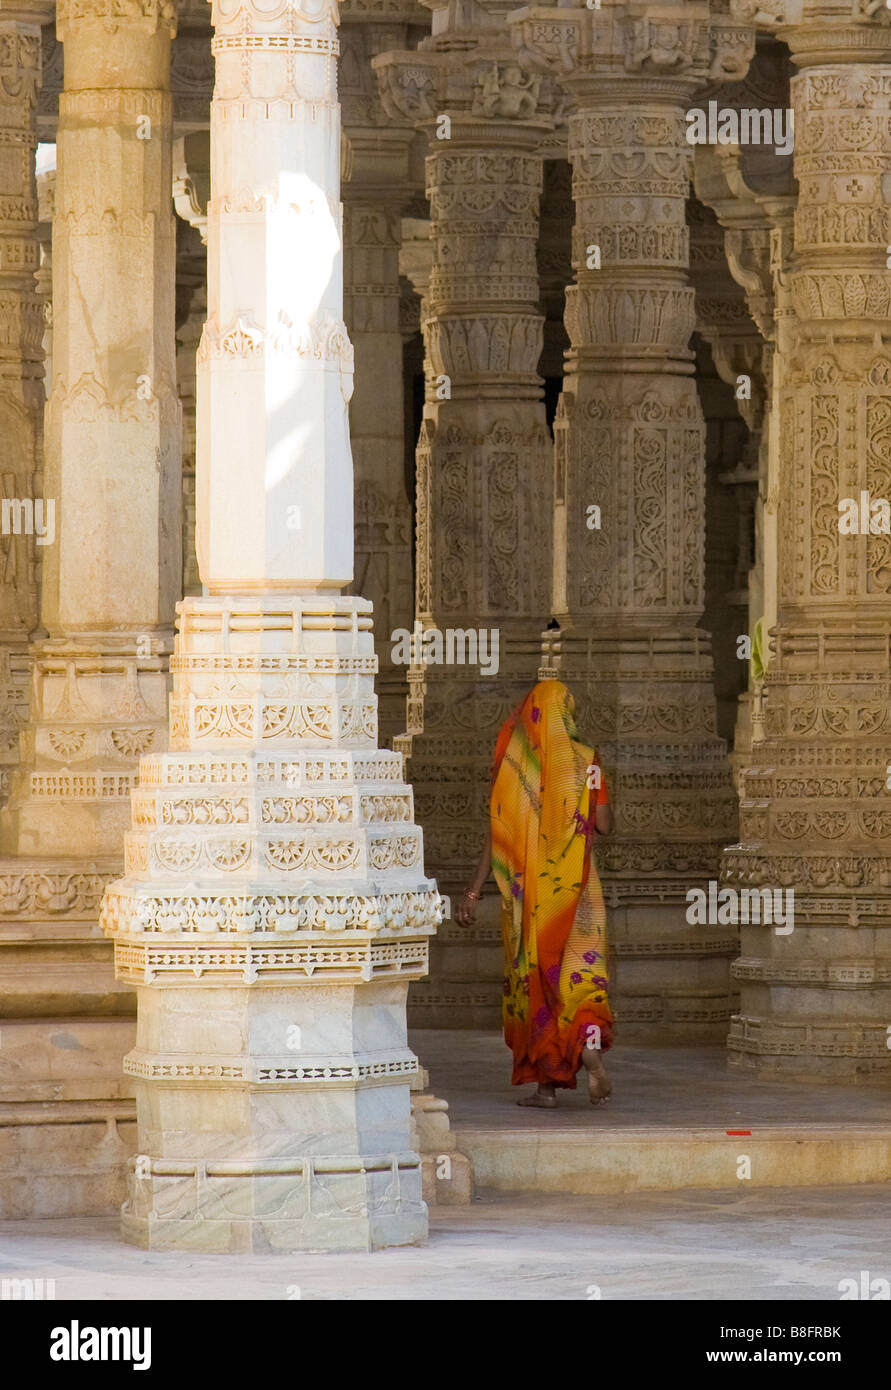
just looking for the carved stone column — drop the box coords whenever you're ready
[0,0,180,1218]
[375,21,554,1027]
[3,0,181,859]
[343,187,414,747]
[341,21,417,748]
[510,3,754,1040]
[691,37,795,771]
[726,3,891,1081]
[689,198,759,760]
[100,0,442,1250]
[0,12,43,806]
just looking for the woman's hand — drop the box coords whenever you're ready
[455,890,480,927]
[455,824,492,926]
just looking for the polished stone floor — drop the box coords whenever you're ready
[411,1030,891,1130]
[0,1185,888,1299]
[2,1035,888,1300]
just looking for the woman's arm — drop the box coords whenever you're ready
[455,823,492,926]
[589,748,613,836]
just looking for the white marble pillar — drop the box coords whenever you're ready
[100,0,441,1251]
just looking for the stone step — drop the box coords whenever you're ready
[456,1123,891,1195]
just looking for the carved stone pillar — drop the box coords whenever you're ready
[688,198,760,764]
[509,4,755,1040]
[343,188,414,747]
[3,0,181,859]
[692,194,761,767]
[375,25,554,1027]
[341,23,416,748]
[0,0,180,1218]
[691,38,795,772]
[0,13,42,806]
[100,0,442,1250]
[726,4,891,1081]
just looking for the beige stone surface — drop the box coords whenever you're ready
[374,31,555,1028]
[341,41,416,748]
[96,0,452,1254]
[422,1029,891,1192]
[504,5,755,1042]
[726,10,891,1080]
[1,1184,890,1299]
[5,0,891,1255]
[0,14,42,807]
[0,0,182,1222]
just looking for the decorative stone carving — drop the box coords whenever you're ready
[340,29,416,747]
[171,32,214,133]
[726,9,891,1080]
[0,18,42,804]
[98,0,452,1252]
[0,0,181,1218]
[373,16,556,1025]
[505,1,756,1039]
[691,40,797,780]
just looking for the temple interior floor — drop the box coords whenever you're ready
[412,1030,891,1130]
[2,1035,888,1298]
[414,1030,891,1197]
[0,1186,888,1300]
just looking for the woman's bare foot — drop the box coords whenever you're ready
[581,1048,611,1105]
[517,1085,557,1109]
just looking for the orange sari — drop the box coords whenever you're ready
[490,680,613,1088]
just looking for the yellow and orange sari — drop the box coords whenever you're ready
[490,680,613,1088]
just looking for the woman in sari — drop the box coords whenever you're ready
[456,680,614,1108]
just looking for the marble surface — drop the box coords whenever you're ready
[1,1185,889,1300]
[411,1031,891,1131]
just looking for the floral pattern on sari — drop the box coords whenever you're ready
[490,680,613,1087]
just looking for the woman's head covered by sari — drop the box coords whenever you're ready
[489,679,612,1081]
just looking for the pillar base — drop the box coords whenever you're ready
[120,1155,427,1253]
[728,1014,891,1086]
[100,594,443,1254]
